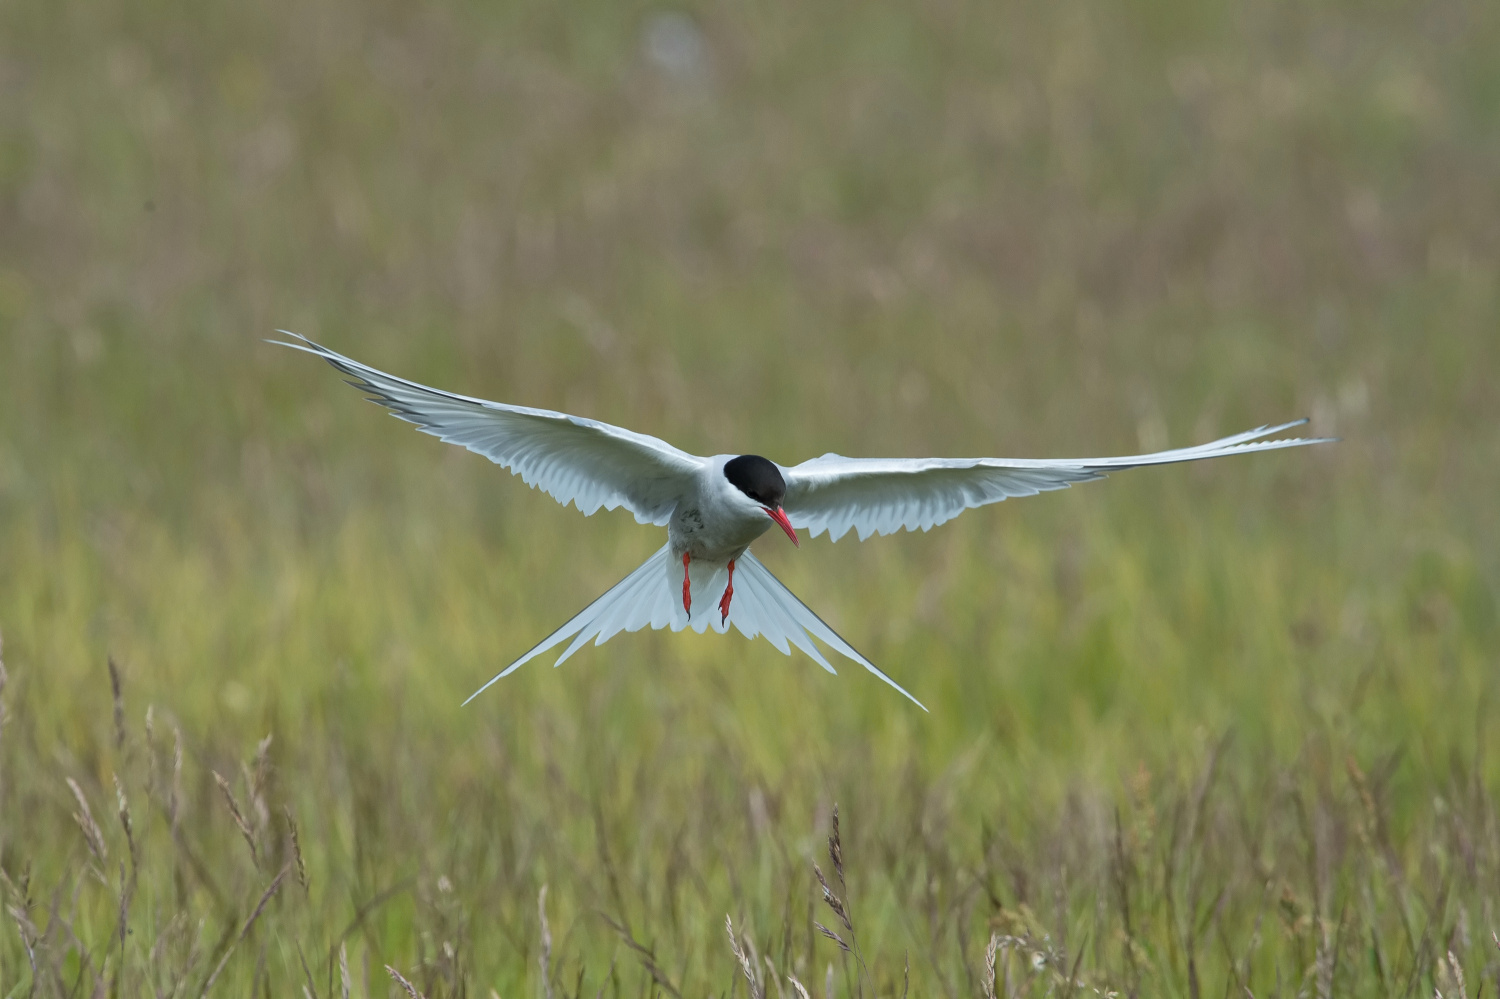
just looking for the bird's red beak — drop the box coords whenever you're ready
[766,506,799,547]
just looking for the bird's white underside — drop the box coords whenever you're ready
[272,332,1334,710]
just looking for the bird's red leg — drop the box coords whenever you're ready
[682,551,692,616]
[719,558,736,624]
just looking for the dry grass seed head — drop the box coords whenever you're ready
[250,734,273,830]
[386,965,427,999]
[213,770,260,867]
[108,656,125,752]
[8,903,38,983]
[8,901,39,945]
[814,921,849,953]
[1438,950,1468,999]
[284,805,309,892]
[812,863,851,934]
[143,705,156,797]
[828,804,845,890]
[7,903,40,996]
[115,857,133,951]
[339,942,351,999]
[725,915,765,999]
[66,777,109,866]
[786,973,812,999]
[112,773,137,870]
[601,912,682,998]
[983,932,1000,999]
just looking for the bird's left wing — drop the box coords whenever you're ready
[272,333,705,526]
[782,421,1334,542]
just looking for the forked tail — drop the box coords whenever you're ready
[464,544,925,710]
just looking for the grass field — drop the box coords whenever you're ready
[1,0,1498,995]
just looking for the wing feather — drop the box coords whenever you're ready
[272,333,704,526]
[782,421,1334,541]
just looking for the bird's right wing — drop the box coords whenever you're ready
[782,421,1334,542]
[272,333,704,526]
[464,545,925,710]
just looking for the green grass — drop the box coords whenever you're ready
[1,0,1498,995]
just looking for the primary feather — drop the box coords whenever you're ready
[271,332,703,526]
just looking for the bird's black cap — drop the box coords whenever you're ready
[724,455,786,508]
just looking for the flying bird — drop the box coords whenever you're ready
[274,333,1333,710]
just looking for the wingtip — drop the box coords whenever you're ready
[1230,420,1338,450]
[461,672,505,706]
[1257,418,1309,438]
[867,660,929,711]
[1282,417,1345,443]
[266,330,324,353]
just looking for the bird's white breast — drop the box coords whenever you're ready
[668,459,774,564]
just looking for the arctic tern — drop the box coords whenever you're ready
[274,333,1333,710]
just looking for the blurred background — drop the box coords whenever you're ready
[0,0,1496,995]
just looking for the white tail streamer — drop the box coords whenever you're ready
[463,546,925,710]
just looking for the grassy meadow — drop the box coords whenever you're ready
[1,0,1498,994]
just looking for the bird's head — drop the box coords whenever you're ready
[724,454,799,547]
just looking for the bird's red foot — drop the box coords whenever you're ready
[718,559,736,624]
[682,551,692,616]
